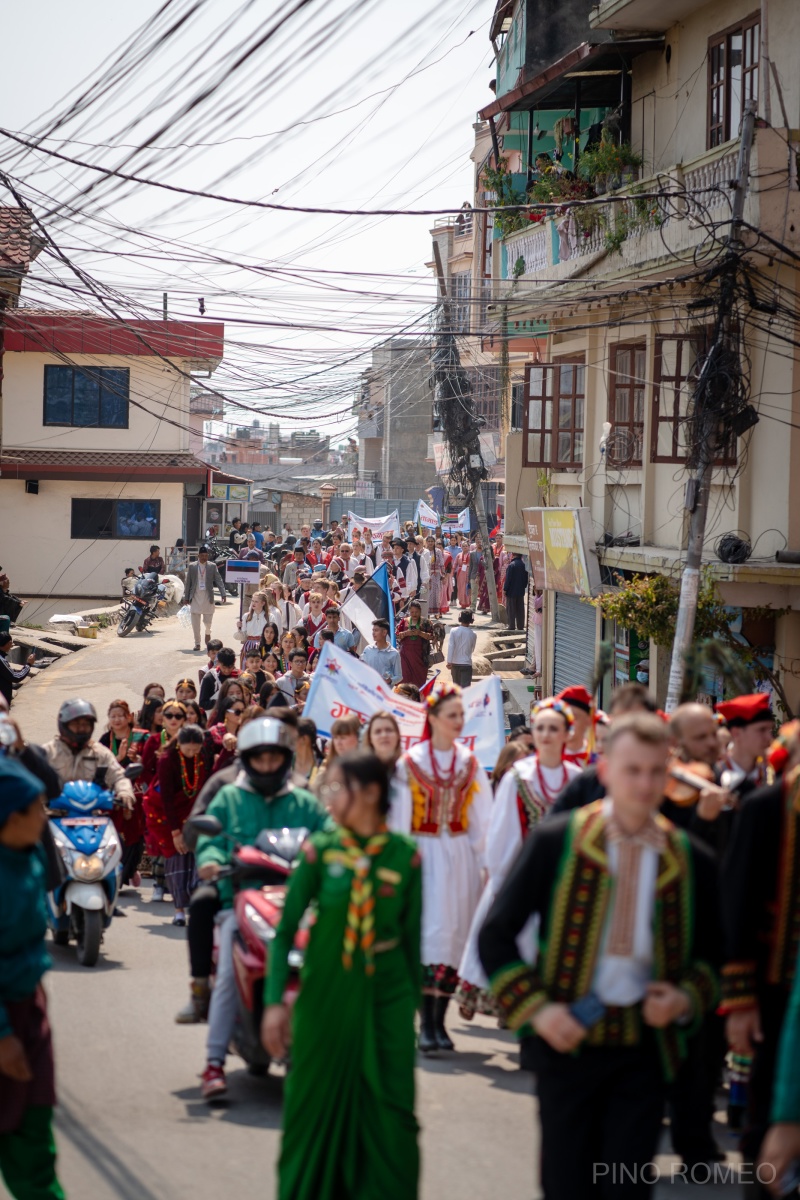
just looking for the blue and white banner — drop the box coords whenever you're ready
[414,499,439,531]
[441,507,471,536]
[304,643,505,769]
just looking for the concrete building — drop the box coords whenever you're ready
[480,0,800,712]
[353,339,434,497]
[0,309,244,599]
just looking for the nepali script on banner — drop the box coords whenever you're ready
[347,509,401,537]
[304,643,505,770]
[414,499,439,530]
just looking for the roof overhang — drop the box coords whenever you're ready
[4,311,224,370]
[0,450,249,486]
[479,38,664,118]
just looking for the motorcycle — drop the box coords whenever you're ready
[187,817,311,1070]
[46,764,141,966]
[117,571,167,637]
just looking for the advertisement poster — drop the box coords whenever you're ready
[522,507,601,595]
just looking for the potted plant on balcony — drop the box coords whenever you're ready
[481,159,529,237]
[528,172,597,235]
[577,136,643,194]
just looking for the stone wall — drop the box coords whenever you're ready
[277,489,322,530]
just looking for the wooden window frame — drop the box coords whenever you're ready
[651,333,736,467]
[707,13,760,149]
[522,355,585,469]
[608,342,646,468]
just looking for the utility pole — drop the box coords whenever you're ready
[431,244,501,622]
[664,99,756,711]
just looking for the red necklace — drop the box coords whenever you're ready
[535,758,568,805]
[179,752,202,799]
[429,743,458,787]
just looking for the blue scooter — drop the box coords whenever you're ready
[47,766,139,966]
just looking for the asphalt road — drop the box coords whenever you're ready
[6,608,743,1198]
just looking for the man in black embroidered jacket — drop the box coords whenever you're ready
[479,713,720,1200]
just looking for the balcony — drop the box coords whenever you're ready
[189,391,224,418]
[356,407,384,439]
[501,139,751,286]
[590,0,699,33]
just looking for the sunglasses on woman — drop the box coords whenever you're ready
[163,709,186,720]
[229,707,245,716]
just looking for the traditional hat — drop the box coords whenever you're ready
[715,692,773,727]
[768,719,800,776]
[555,685,593,714]
[531,697,575,728]
[391,537,407,550]
[0,757,45,821]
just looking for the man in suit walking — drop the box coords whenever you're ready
[184,545,227,651]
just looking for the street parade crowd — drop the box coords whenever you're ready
[3,515,800,1198]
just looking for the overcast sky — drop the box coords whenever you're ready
[2,0,497,440]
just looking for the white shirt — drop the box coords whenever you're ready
[591,800,657,1006]
[447,625,477,666]
[197,563,207,591]
[347,554,373,578]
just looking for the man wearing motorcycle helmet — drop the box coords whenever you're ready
[42,699,135,810]
[194,716,331,1102]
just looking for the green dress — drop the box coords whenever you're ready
[266,827,422,1200]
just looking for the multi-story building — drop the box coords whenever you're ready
[353,339,434,497]
[480,0,800,711]
[0,307,243,599]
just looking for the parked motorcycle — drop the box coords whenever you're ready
[188,816,310,1070]
[117,571,167,637]
[47,764,141,966]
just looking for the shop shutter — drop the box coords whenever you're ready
[553,591,596,695]
[525,578,537,668]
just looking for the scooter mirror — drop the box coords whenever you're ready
[186,815,223,837]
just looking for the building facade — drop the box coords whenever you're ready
[481,0,800,712]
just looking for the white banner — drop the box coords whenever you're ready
[347,509,401,537]
[442,507,472,535]
[303,642,505,769]
[415,499,439,530]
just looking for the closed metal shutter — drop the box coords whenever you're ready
[525,578,537,668]
[553,591,596,694]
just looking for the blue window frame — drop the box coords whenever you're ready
[43,366,130,428]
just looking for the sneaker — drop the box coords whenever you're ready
[201,1063,227,1102]
[172,913,186,927]
[152,885,165,902]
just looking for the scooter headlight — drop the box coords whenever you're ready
[72,854,105,882]
[243,902,276,946]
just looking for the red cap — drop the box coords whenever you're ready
[714,693,773,727]
[556,685,593,714]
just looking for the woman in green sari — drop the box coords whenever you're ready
[262,752,422,1200]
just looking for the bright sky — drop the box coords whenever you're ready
[2,0,497,441]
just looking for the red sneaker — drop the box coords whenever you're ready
[201,1063,227,1102]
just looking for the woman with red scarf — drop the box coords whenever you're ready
[145,720,210,926]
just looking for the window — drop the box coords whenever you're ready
[44,366,130,428]
[468,366,501,427]
[71,498,160,540]
[652,336,701,463]
[652,334,737,466]
[608,343,646,467]
[451,272,471,334]
[708,15,759,148]
[522,356,585,469]
[510,380,524,430]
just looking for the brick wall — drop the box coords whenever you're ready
[278,490,322,529]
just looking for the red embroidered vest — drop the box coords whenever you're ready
[406,751,479,837]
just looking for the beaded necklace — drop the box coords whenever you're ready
[429,742,458,787]
[535,758,568,805]
[179,751,202,799]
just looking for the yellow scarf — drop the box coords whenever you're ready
[340,831,389,975]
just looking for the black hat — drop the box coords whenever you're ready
[391,537,406,550]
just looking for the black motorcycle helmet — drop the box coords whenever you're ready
[238,717,296,797]
[57,698,98,751]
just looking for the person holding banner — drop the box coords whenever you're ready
[184,546,227,652]
[390,683,492,1054]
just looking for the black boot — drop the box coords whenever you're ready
[434,996,455,1051]
[519,1034,537,1073]
[418,996,438,1054]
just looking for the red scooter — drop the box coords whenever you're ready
[188,818,311,1072]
